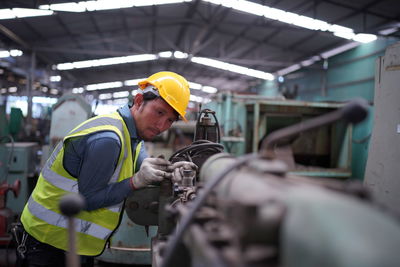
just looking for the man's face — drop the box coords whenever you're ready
[132,95,178,141]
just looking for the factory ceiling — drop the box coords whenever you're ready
[0,0,399,99]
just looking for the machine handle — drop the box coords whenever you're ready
[59,193,85,267]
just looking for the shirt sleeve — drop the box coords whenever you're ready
[64,131,132,211]
[135,140,149,173]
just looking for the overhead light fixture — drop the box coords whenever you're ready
[81,77,219,103]
[113,91,130,98]
[39,0,192,13]
[0,8,53,20]
[56,51,273,81]
[8,87,18,93]
[50,75,62,82]
[50,89,59,95]
[202,0,377,43]
[56,54,157,70]
[86,81,123,91]
[353,33,377,43]
[158,51,173,58]
[0,49,23,58]
[173,51,189,59]
[201,86,218,93]
[188,82,202,90]
[191,56,274,80]
[72,87,84,94]
[99,93,112,100]
[124,79,145,86]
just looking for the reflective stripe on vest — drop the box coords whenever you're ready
[27,197,111,240]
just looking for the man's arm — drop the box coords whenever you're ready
[64,132,132,211]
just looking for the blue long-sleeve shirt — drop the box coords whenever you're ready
[63,104,148,211]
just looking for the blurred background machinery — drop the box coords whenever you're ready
[364,42,400,215]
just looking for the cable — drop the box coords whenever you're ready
[169,140,224,163]
[160,153,259,267]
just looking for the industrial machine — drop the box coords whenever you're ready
[124,101,400,267]
[48,94,92,154]
[97,109,223,265]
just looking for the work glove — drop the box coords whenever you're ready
[131,157,173,189]
[170,161,198,184]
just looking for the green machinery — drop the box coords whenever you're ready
[207,93,357,179]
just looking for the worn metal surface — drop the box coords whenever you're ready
[97,210,157,265]
[1,142,39,215]
[365,42,400,214]
[125,186,160,226]
[197,153,400,267]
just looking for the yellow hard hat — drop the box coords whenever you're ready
[138,71,190,122]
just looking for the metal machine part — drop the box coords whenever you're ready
[0,179,20,245]
[194,109,221,143]
[151,100,400,267]
[365,42,400,215]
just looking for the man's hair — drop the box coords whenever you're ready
[135,90,179,120]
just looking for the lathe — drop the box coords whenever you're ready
[126,102,400,267]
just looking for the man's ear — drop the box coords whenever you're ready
[134,93,144,107]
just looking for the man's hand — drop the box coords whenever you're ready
[170,161,198,184]
[131,157,172,189]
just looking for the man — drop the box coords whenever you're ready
[18,71,197,266]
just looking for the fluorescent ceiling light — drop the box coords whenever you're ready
[201,86,218,93]
[39,0,192,12]
[124,79,145,86]
[86,81,123,91]
[50,75,62,82]
[40,3,86,12]
[56,51,272,81]
[112,99,129,105]
[0,49,23,58]
[50,89,59,95]
[191,56,274,80]
[0,51,10,58]
[353,33,377,43]
[202,0,377,43]
[99,93,112,100]
[72,87,84,94]
[9,87,18,93]
[158,51,173,58]
[113,91,130,98]
[189,82,202,90]
[81,77,219,100]
[10,50,23,57]
[174,51,189,59]
[190,95,204,103]
[0,8,53,20]
[56,54,157,70]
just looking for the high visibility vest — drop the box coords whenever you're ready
[21,111,142,256]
